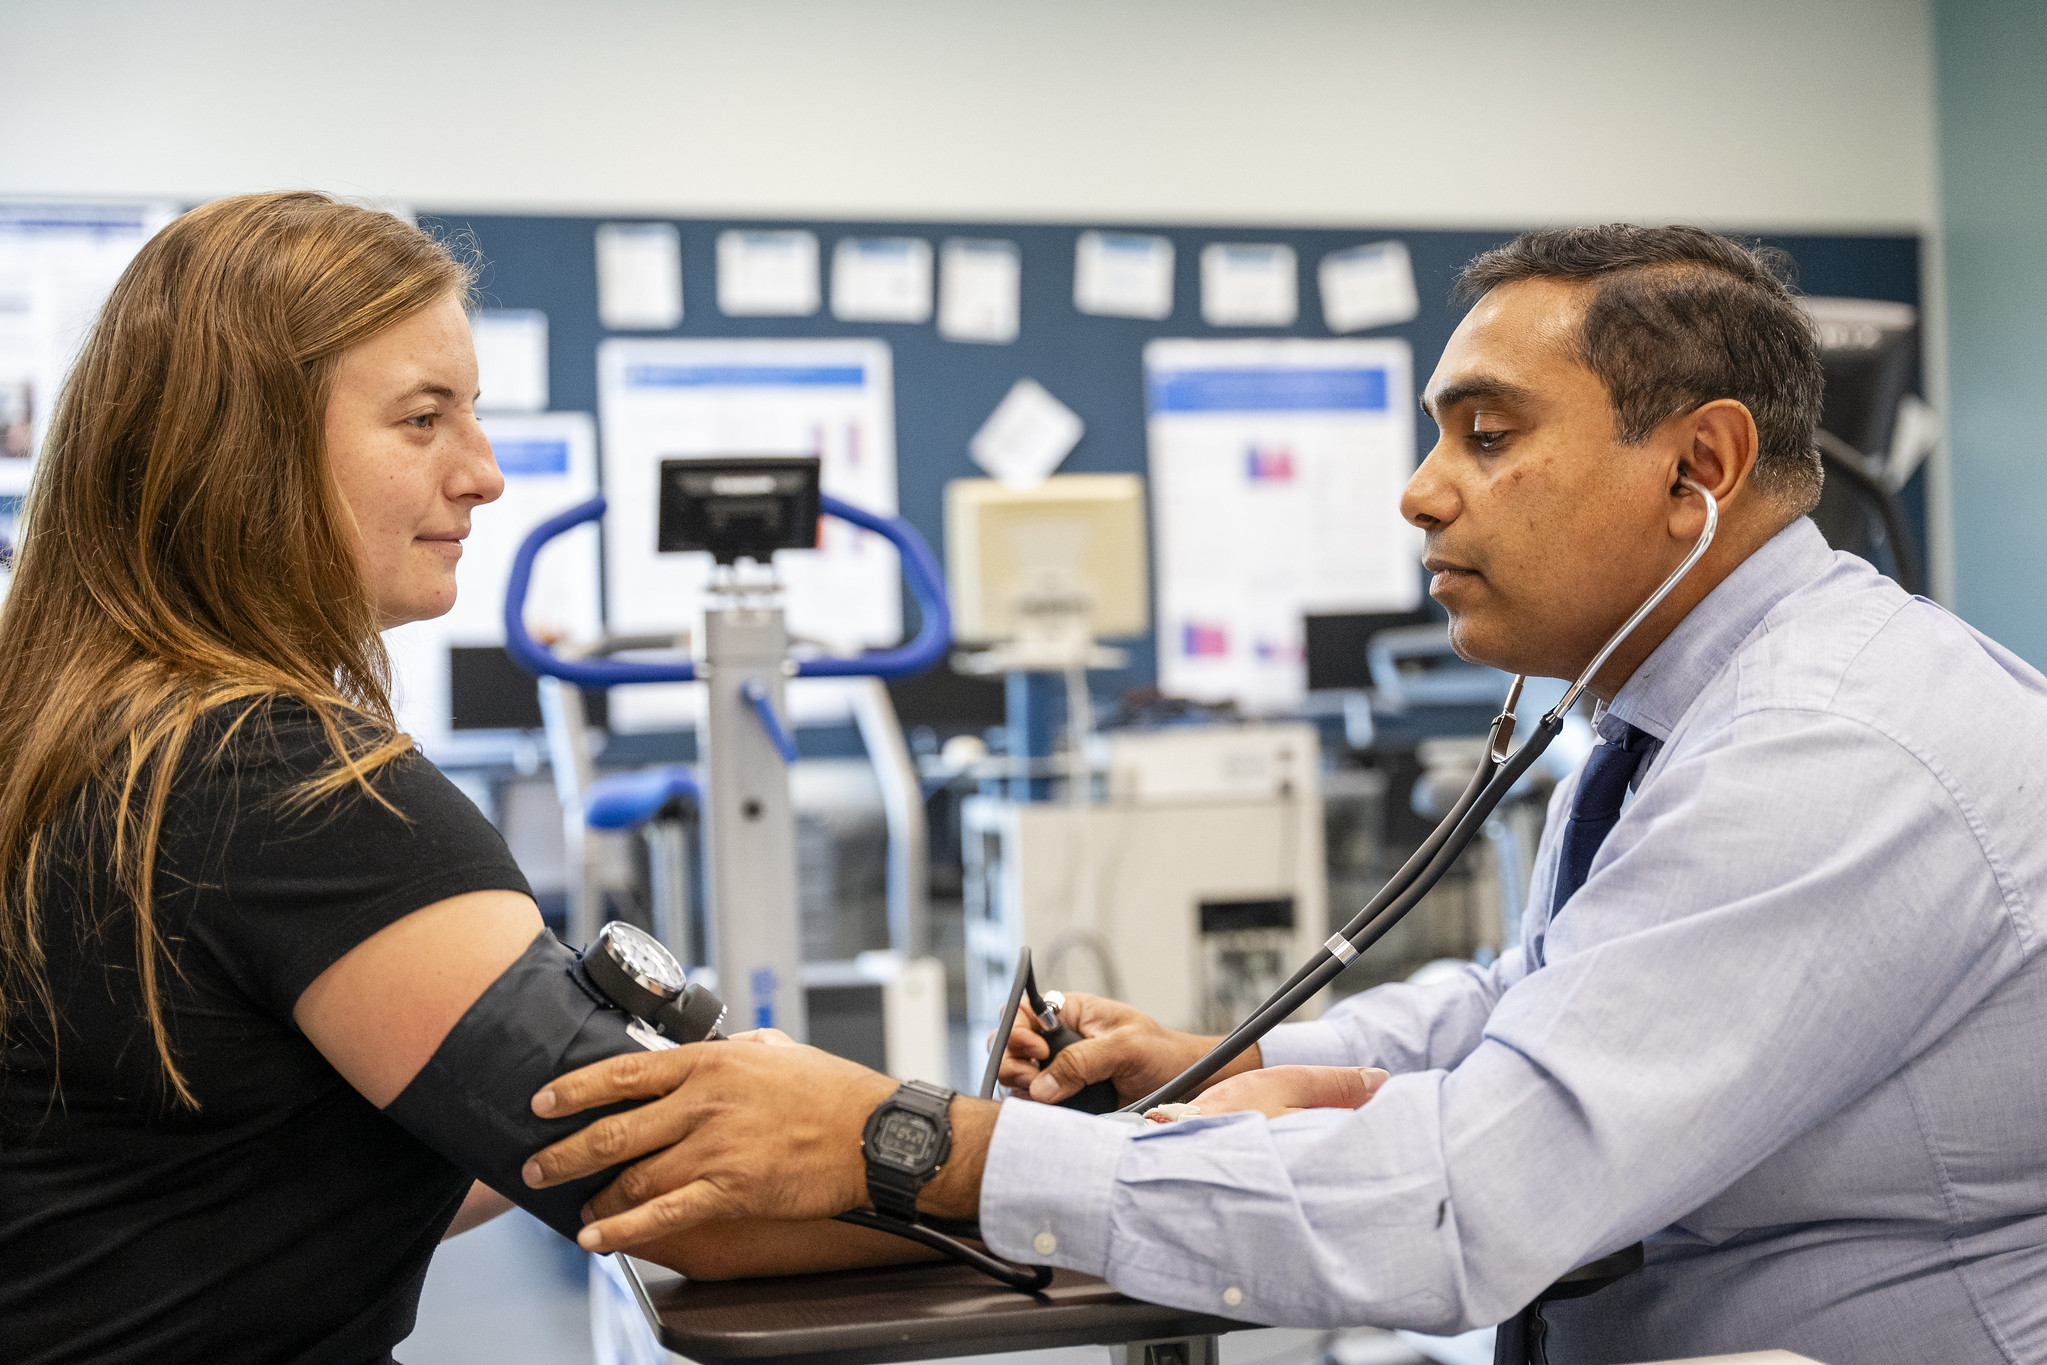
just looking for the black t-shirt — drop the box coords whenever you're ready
[0,700,533,1365]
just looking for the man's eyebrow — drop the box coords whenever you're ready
[1420,377,1537,421]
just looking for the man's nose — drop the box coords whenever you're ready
[1401,445,1459,530]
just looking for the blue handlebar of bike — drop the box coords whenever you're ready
[501,493,953,688]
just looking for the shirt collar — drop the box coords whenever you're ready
[1602,517,1835,743]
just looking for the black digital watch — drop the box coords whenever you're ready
[578,921,727,1043]
[860,1079,955,1221]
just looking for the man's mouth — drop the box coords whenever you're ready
[1423,555,1479,594]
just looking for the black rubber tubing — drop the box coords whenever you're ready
[1124,712,1564,1113]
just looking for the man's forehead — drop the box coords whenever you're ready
[1423,277,1590,412]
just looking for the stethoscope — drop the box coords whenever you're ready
[1105,477,1719,1115]
[587,479,1717,1290]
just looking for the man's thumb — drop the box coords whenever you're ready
[1029,1039,1112,1102]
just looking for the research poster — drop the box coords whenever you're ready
[596,338,901,731]
[384,411,602,744]
[1144,338,1421,710]
[0,202,179,495]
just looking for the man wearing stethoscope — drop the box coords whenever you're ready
[518,224,2047,1365]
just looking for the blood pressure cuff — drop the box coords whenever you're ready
[382,928,666,1240]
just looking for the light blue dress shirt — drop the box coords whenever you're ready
[980,519,2047,1364]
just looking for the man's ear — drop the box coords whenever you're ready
[1673,399,1759,502]
[1664,399,1758,538]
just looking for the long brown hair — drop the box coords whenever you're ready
[0,192,474,1106]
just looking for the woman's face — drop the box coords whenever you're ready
[323,293,504,630]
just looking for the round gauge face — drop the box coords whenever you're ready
[600,922,687,997]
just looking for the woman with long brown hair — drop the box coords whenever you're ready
[0,192,909,1365]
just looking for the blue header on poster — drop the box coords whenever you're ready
[1148,367,1388,414]
[625,364,866,388]
[491,438,571,476]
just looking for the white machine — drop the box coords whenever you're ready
[964,722,1327,1040]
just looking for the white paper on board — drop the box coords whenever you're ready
[717,230,821,317]
[969,379,1084,488]
[938,238,1021,343]
[1074,231,1174,320]
[596,338,900,732]
[1319,240,1420,333]
[1200,243,1298,327]
[1144,337,1421,711]
[831,237,933,323]
[0,201,178,495]
[595,223,684,331]
[383,411,603,744]
[470,309,549,413]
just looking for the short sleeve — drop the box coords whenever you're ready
[163,700,534,1022]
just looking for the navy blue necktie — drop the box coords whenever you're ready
[1550,721,1652,914]
[1497,720,1653,1365]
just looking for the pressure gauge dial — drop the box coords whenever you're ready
[581,921,727,1043]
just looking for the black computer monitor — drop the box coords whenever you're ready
[1303,608,1433,692]
[657,456,821,564]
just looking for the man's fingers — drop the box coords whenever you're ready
[1003,1023,1050,1062]
[1280,1065,1390,1109]
[523,1091,706,1188]
[582,1143,702,1221]
[730,1027,797,1046]
[1027,1036,1117,1103]
[1197,1065,1391,1118]
[576,1179,725,1253]
[997,1053,1044,1091]
[532,1044,708,1120]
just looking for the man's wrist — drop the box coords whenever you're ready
[916,1095,996,1221]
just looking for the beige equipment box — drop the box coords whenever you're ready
[964,722,1326,1041]
[945,474,1149,649]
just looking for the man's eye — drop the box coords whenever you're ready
[1471,428,1509,452]
[406,413,436,430]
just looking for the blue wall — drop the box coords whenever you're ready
[427,211,1922,695]
[1938,0,2047,668]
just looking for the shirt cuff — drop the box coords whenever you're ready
[1256,1019,1358,1068]
[979,1098,1140,1275]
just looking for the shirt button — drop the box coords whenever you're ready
[1034,1232,1058,1256]
[1223,1287,1243,1308]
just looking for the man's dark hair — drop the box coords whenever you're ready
[1456,224,1825,513]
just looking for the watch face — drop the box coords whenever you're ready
[872,1110,939,1169]
[599,922,686,998]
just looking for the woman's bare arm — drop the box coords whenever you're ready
[444,1182,515,1239]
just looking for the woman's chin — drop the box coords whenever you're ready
[375,589,458,632]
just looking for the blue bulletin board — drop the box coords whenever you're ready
[421,209,1925,707]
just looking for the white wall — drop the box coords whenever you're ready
[2,0,1937,231]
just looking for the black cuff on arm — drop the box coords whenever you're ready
[381,929,654,1240]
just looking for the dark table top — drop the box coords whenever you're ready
[623,1258,1251,1365]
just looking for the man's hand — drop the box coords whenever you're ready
[998,991,1262,1104]
[520,1041,996,1254]
[521,1041,892,1252]
[1184,1065,1389,1120]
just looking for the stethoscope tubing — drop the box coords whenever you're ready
[1120,478,1719,1114]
